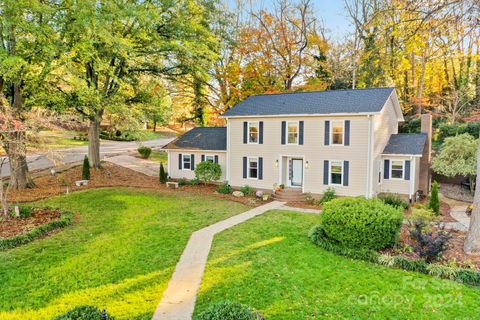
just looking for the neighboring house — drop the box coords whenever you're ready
[163,88,431,200]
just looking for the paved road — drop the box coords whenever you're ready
[0,137,174,178]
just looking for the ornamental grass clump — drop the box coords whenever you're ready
[318,197,403,250]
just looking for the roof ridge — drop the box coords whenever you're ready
[246,87,395,99]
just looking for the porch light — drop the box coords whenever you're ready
[305,161,309,169]
[275,160,279,167]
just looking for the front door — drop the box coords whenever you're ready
[289,158,303,187]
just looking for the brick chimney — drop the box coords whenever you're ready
[419,114,432,195]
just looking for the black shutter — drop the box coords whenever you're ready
[258,157,263,180]
[214,155,219,164]
[344,120,350,146]
[179,154,182,170]
[323,160,329,185]
[405,160,411,180]
[281,121,286,144]
[191,154,195,170]
[299,121,304,145]
[201,154,205,162]
[343,161,349,186]
[324,121,330,145]
[259,121,264,144]
[243,157,247,178]
[243,121,248,144]
[384,160,390,179]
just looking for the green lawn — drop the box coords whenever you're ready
[150,151,168,164]
[195,210,480,319]
[0,188,247,320]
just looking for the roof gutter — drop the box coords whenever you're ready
[381,153,422,157]
[163,149,227,153]
[220,112,380,119]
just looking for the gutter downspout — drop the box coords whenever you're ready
[167,152,171,179]
[366,115,373,198]
[226,118,230,182]
[409,156,414,201]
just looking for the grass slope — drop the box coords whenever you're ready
[0,188,247,320]
[195,210,480,319]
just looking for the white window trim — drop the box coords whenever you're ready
[182,154,192,171]
[390,159,405,180]
[247,121,259,144]
[330,120,345,146]
[204,155,215,162]
[247,156,259,180]
[286,120,299,145]
[329,160,343,186]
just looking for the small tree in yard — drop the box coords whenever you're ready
[82,156,90,181]
[195,161,221,185]
[429,181,440,215]
[432,134,477,194]
[159,163,167,184]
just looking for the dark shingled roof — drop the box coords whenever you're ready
[222,87,395,117]
[382,133,427,155]
[163,127,226,151]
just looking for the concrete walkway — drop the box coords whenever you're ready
[280,205,321,214]
[152,201,285,320]
[105,154,160,177]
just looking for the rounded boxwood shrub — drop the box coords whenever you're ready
[319,197,403,250]
[54,305,114,320]
[137,146,152,159]
[196,301,264,320]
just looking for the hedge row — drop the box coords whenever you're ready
[0,211,74,251]
[309,225,480,287]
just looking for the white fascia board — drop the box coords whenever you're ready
[219,112,379,119]
[381,154,422,158]
[163,149,227,153]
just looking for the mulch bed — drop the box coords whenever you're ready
[6,162,265,207]
[0,208,62,238]
[285,201,321,210]
[384,224,480,271]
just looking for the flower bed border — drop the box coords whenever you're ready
[0,210,74,251]
[309,225,480,287]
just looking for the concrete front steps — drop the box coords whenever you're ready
[273,188,305,202]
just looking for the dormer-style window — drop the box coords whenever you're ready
[331,121,344,145]
[248,122,259,144]
[287,121,299,144]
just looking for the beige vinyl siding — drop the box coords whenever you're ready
[381,156,416,196]
[167,151,226,181]
[227,116,370,196]
[373,98,399,195]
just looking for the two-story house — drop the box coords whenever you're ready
[163,88,431,200]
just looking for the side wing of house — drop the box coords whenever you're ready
[162,127,227,182]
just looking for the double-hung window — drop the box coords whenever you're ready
[287,121,298,144]
[330,161,343,185]
[182,154,191,170]
[391,160,404,179]
[331,121,344,145]
[205,155,215,163]
[248,122,259,143]
[248,157,258,179]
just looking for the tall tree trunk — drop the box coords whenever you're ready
[88,116,102,169]
[416,50,427,115]
[464,137,480,254]
[5,131,34,190]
